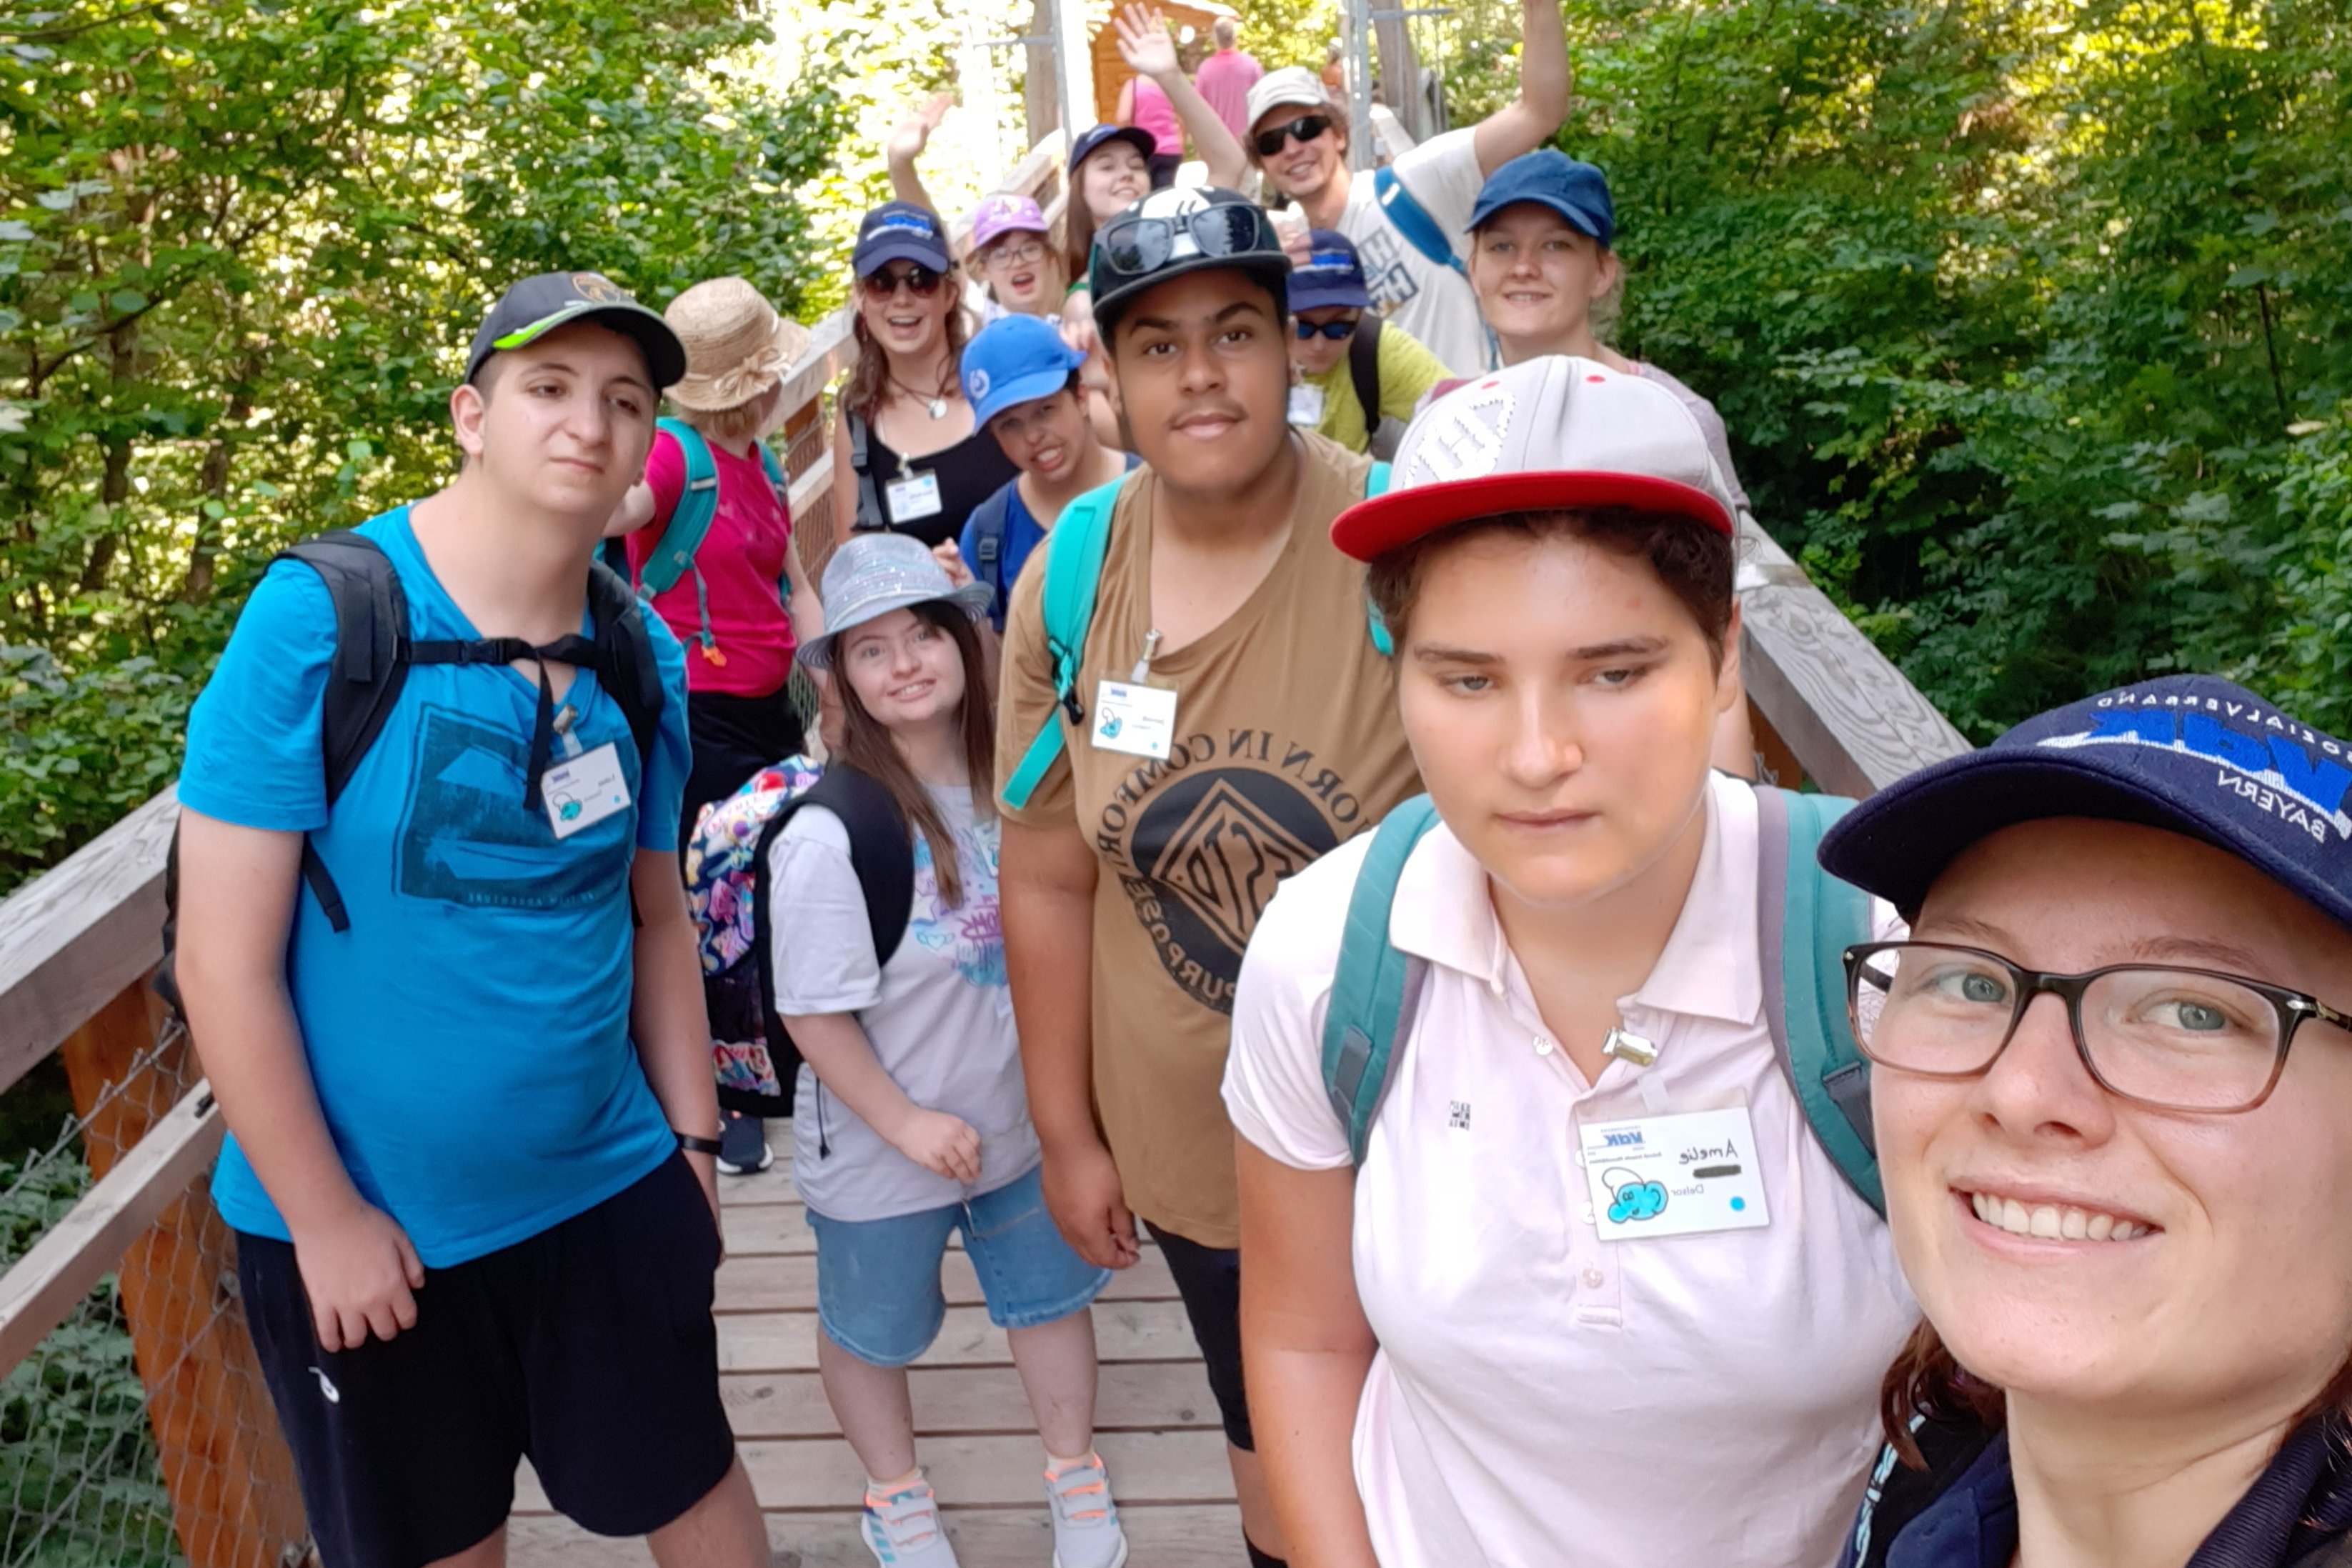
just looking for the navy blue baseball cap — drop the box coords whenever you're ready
[1467,150,1616,249]
[1070,121,1157,172]
[962,314,1087,428]
[1819,676,2352,929]
[854,202,953,277]
[1290,230,1372,313]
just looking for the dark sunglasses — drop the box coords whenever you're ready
[1295,316,1359,340]
[1253,114,1332,158]
[864,264,944,297]
[1097,206,1277,279]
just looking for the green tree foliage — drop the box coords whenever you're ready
[1444,0,2349,739]
[0,0,856,887]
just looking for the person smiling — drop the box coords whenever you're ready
[1222,356,1918,1566]
[1815,676,2352,1568]
[995,186,1420,1568]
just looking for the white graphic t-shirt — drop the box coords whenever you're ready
[1339,129,1493,377]
[769,782,1040,1222]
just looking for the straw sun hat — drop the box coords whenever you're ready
[663,277,812,413]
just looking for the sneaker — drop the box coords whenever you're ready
[860,1475,961,1566]
[717,1111,772,1176]
[1045,1453,1129,1568]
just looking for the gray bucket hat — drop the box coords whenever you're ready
[796,533,994,671]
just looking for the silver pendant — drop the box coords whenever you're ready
[1601,1027,1658,1067]
[927,396,947,419]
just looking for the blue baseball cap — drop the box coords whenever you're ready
[1467,150,1616,249]
[1290,230,1372,313]
[962,314,1087,428]
[854,202,953,277]
[1070,121,1157,172]
[1819,676,2352,929]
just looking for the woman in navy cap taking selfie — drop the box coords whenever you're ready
[1820,676,2352,1567]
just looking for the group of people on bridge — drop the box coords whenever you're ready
[161,8,2352,1568]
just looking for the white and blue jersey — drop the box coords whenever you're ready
[180,505,692,1267]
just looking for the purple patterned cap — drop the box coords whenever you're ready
[972,193,1050,251]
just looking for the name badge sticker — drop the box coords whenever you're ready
[1577,1103,1770,1241]
[542,741,632,839]
[1287,384,1327,427]
[885,470,944,523]
[1090,679,1177,759]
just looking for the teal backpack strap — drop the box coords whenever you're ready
[1000,477,1127,811]
[638,419,721,598]
[1321,796,1442,1164]
[1754,783,1883,1215]
[1362,461,1396,656]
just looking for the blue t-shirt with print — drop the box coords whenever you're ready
[179,506,692,1267]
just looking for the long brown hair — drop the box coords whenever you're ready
[832,601,997,907]
[842,266,972,424]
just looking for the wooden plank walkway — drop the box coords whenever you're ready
[509,1139,1246,1566]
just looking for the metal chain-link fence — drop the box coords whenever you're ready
[1,993,311,1568]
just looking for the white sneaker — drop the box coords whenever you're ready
[1045,1453,1129,1568]
[860,1474,962,1567]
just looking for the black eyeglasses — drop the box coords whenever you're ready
[1096,206,1278,279]
[1844,941,2352,1114]
[1295,316,1359,340]
[1253,114,1332,157]
[864,265,944,298]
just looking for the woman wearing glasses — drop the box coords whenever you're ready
[1222,357,1918,1566]
[832,203,1018,554]
[1818,676,2352,1568]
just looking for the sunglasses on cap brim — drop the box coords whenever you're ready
[1253,114,1332,157]
[1097,206,1280,279]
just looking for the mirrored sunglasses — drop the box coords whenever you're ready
[1097,206,1277,279]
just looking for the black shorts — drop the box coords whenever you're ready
[236,1155,735,1568]
[1144,1219,1253,1450]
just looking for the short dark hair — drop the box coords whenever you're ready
[1365,507,1735,666]
[1101,267,1289,351]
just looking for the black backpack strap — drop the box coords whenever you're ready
[965,484,1014,609]
[1348,316,1383,433]
[803,764,917,965]
[847,411,887,534]
[583,558,666,766]
[276,532,414,932]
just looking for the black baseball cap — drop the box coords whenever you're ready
[854,203,954,278]
[463,271,687,390]
[1818,675,2352,930]
[1088,186,1290,340]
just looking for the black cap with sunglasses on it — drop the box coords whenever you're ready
[854,202,954,278]
[464,271,687,390]
[1087,186,1290,339]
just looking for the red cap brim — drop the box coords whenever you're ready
[1330,471,1734,561]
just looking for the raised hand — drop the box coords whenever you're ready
[887,90,956,166]
[1112,3,1181,83]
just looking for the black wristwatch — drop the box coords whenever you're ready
[676,1129,725,1157]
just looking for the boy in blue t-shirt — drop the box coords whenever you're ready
[944,314,1135,625]
[173,274,767,1568]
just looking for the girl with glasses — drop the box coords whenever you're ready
[832,204,1018,555]
[883,95,1069,324]
[1818,676,2352,1568]
[1222,357,1919,1565]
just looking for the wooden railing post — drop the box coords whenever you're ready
[58,979,309,1568]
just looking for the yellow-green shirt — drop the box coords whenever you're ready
[1305,319,1451,454]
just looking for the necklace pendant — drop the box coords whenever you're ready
[927,396,947,419]
[1601,1027,1658,1067]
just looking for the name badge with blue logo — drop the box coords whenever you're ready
[1090,679,1177,759]
[1576,1103,1770,1241]
[541,741,631,839]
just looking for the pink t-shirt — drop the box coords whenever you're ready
[629,429,798,698]
[1127,76,1183,156]
[1194,47,1262,140]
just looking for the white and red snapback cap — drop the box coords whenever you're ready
[1329,355,1739,561]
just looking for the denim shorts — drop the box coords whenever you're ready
[808,1163,1112,1368]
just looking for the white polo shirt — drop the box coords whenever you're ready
[1224,773,1917,1567]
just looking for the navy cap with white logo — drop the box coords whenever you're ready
[853,202,954,278]
[1818,675,2352,929]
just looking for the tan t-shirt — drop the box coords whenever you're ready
[997,433,1420,1247]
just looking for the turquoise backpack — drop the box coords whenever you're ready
[1320,784,1885,1213]
[1002,461,1394,810]
[632,416,790,659]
